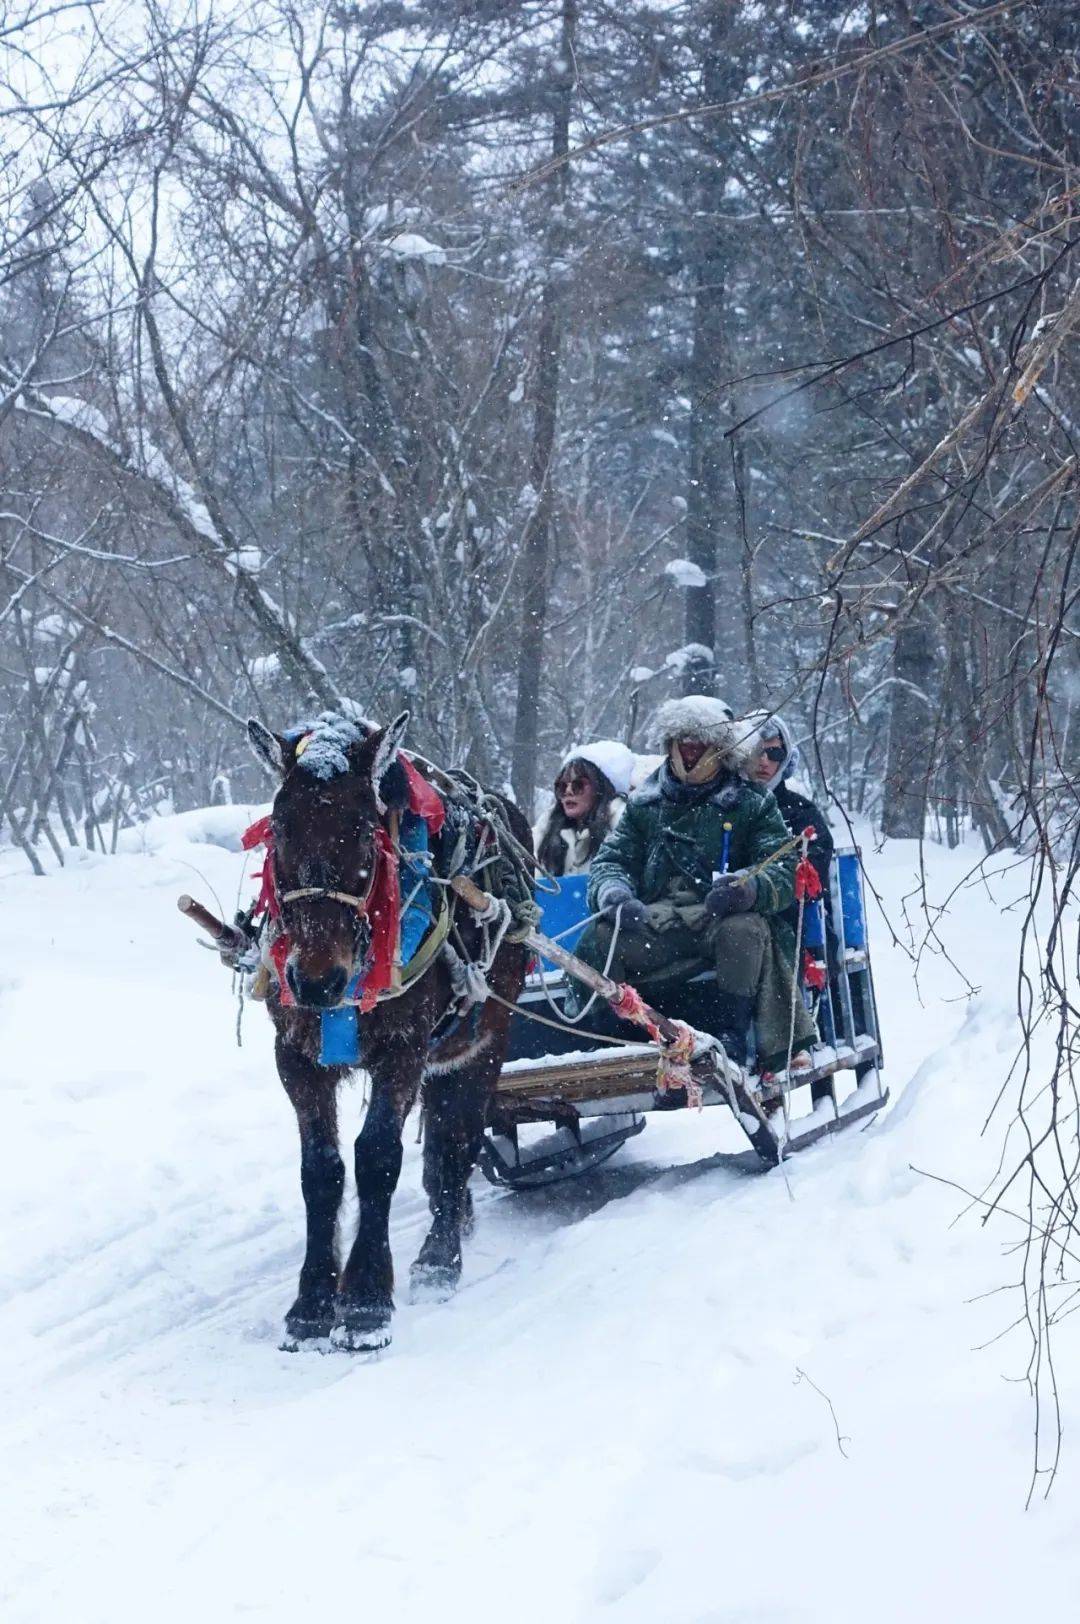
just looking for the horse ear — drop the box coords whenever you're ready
[368,710,410,810]
[247,718,288,777]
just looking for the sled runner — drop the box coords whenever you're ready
[481,847,887,1188]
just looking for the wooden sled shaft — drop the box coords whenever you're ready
[177,894,248,953]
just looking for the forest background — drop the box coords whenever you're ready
[3,0,1079,1499]
[3,0,1075,859]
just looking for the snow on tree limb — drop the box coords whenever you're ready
[7,373,341,709]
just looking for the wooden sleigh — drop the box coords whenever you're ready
[480,849,887,1189]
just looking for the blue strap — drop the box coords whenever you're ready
[719,823,732,874]
[398,811,436,964]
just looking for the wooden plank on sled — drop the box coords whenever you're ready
[497,1038,881,1107]
[497,1043,659,1099]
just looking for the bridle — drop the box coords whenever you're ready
[277,851,380,915]
[279,882,373,911]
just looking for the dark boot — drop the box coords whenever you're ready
[708,992,754,1068]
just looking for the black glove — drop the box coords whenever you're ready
[597,883,648,931]
[704,873,757,920]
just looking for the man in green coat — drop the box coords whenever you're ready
[568,696,817,1073]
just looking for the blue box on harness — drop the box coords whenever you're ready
[320,1005,360,1067]
[535,873,590,969]
[837,851,866,949]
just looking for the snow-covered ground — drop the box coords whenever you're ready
[2,811,1079,1623]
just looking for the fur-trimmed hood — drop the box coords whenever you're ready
[741,709,798,781]
[645,695,751,770]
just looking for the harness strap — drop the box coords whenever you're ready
[355,888,453,1004]
[279,885,373,910]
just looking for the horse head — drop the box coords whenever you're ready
[248,708,410,1009]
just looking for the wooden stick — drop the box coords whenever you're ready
[177,893,247,951]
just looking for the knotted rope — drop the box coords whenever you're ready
[776,826,823,1148]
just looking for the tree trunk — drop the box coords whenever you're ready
[733,438,761,703]
[683,5,744,703]
[510,0,576,813]
[881,611,936,840]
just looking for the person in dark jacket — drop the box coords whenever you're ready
[743,708,842,1061]
[567,696,816,1072]
[745,711,836,953]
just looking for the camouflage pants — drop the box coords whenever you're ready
[574,905,817,1066]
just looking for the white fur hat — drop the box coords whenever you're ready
[558,738,635,798]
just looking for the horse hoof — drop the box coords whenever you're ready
[281,1300,335,1349]
[409,1262,460,1304]
[330,1307,392,1353]
[280,1329,332,1354]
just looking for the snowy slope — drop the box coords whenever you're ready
[2,814,1078,1623]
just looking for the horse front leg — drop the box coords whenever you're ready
[411,1037,501,1301]
[277,1036,345,1348]
[332,1056,422,1352]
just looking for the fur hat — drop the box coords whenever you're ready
[646,695,751,769]
[558,739,635,799]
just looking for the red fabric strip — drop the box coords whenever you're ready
[357,827,400,1012]
[794,855,822,902]
[242,815,280,921]
[401,754,445,835]
[269,933,294,1005]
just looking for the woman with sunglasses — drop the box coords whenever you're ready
[533,740,635,877]
[746,712,835,908]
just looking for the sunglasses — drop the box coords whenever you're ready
[760,744,786,763]
[558,776,589,796]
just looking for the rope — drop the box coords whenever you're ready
[777,828,819,1164]
[779,849,808,1153]
[539,903,625,1026]
[545,910,605,944]
[482,984,653,1050]
[745,827,807,883]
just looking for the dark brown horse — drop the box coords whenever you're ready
[247,709,529,1352]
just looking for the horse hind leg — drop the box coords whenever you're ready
[411,1041,497,1302]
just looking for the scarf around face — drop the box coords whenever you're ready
[659,757,732,806]
[669,740,725,784]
